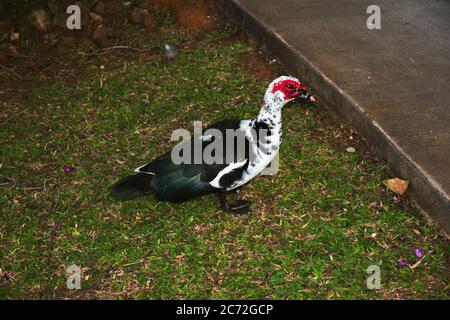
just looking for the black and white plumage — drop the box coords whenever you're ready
[110,76,316,214]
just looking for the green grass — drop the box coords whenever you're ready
[0,29,448,299]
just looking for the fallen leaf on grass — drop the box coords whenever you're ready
[229,96,243,106]
[72,228,80,237]
[409,259,423,270]
[345,147,356,153]
[300,220,310,229]
[32,9,48,32]
[383,178,409,195]
[369,200,383,208]
[10,31,19,41]
[175,253,186,261]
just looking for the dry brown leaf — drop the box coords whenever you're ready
[10,31,20,41]
[175,253,186,261]
[32,9,48,32]
[409,259,422,270]
[89,12,104,25]
[383,178,409,195]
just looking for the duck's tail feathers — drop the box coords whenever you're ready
[109,172,154,200]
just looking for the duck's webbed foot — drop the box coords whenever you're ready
[217,192,251,215]
[228,199,251,215]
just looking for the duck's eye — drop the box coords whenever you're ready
[286,83,295,93]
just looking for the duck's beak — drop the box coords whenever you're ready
[297,91,317,103]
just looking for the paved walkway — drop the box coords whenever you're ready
[218,0,450,233]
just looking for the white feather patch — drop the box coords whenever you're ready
[134,164,155,175]
[209,159,248,188]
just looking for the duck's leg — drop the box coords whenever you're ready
[217,191,251,215]
[217,191,229,212]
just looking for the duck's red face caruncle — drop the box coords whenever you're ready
[272,79,316,103]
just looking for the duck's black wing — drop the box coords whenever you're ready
[111,120,251,202]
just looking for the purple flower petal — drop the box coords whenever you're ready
[414,248,424,259]
[427,250,433,254]
[397,260,409,268]
[63,166,76,173]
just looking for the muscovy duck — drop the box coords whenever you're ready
[110,75,316,214]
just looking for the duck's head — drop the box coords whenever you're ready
[264,75,316,108]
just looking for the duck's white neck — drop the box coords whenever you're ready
[247,94,286,164]
[255,93,287,129]
[255,106,281,130]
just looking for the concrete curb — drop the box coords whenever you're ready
[217,0,450,236]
